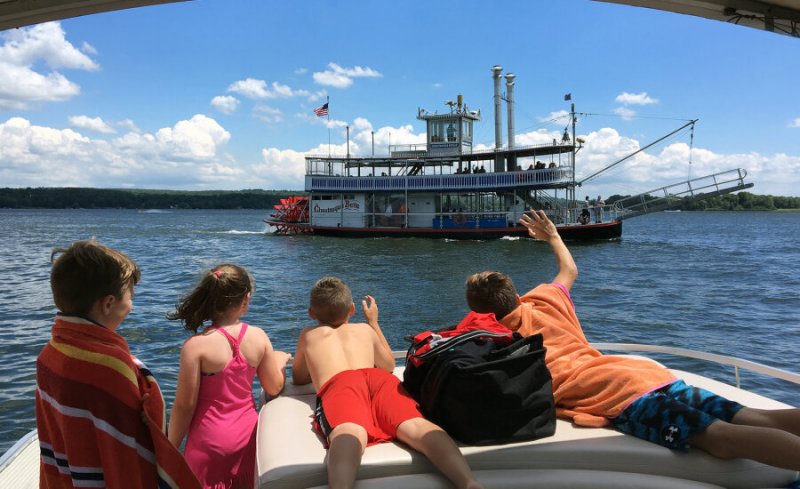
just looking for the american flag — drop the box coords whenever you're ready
[313,102,329,117]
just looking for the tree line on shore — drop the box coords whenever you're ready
[605,192,800,211]
[1,187,798,211]
[0,188,298,209]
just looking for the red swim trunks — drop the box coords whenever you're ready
[313,368,422,447]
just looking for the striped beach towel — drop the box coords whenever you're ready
[36,315,200,488]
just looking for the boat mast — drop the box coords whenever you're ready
[570,102,577,208]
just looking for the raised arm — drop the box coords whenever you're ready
[362,295,395,372]
[519,210,578,291]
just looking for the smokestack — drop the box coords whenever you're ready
[505,73,516,150]
[492,66,503,150]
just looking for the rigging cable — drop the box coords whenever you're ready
[688,121,695,181]
[578,119,698,186]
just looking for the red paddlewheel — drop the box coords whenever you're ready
[270,196,309,227]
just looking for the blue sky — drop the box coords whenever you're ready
[1,0,799,197]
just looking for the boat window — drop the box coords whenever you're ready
[446,123,457,142]
[462,120,472,141]
[430,121,444,143]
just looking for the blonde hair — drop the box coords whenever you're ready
[50,240,141,315]
[465,271,518,320]
[167,263,253,332]
[309,277,353,326]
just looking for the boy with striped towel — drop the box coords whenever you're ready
[36,240,199,488]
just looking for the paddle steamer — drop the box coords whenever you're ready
[267,66,626,240]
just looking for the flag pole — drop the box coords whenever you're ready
[326,96,331,160]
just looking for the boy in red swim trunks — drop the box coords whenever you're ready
[292,277,483,489]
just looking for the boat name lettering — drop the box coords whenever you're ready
[313,200,361,213]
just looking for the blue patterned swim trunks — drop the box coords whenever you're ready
[611,380,744,450]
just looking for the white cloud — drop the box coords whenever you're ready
[515,128,562,147]
[295,68,308,75]
[537,110,570,124]
[613,107,637,120]
[558,126,800,197]
[0,22,98,110]
[118,119,139,133]
[226,79,311,100]
[313,63,382,88]
[254,147,308,190]
[307,90,327,102]
[615,92,658,106]
[253,105,283,124]
[211,95,239,114]
[0,115,241,189]
[253,118,425,189]
[69,115,115,134]
[226,78,270,99]
[789,118,800,128]
[2,114,799,195]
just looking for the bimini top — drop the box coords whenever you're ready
[0,0,187,31]
[2,0,798,37]
[595,0,800,38]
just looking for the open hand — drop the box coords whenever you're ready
[520,210,559,242]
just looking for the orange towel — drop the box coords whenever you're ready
[36,315,200,488]
[500,284,676,426]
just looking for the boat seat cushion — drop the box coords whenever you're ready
[256,361,798,489]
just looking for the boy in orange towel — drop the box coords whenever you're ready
[36,240,199,488]
[464,210,800,471]
[292,277,482,489]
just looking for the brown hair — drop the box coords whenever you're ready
[309,277,353,327]
[465,271,518,320]
[167,263,253,332]
[50,240,141,315]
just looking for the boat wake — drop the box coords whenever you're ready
[213,230,264,235]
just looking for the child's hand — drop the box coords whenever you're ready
[520,210,559,242]
[361,295,379,326]
[274,351,292,368]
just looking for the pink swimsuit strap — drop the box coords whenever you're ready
[209,323,248,355]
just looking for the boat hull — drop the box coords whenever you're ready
[264,220,622,241]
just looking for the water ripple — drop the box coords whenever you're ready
[1,209,799,454]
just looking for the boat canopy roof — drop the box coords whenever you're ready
[0,0,187,31]
[595,0,800,38]
[2,0,798,36]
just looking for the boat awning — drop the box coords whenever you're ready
[2,1,797,37]
[595,0,800,38]
[0,0,187,31]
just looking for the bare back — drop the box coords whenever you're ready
[295,322,384,391]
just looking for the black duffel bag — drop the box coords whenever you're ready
[403,330,555,446]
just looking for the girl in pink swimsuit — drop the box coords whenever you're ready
[167,264,291,488]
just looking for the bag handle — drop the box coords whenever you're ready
[410,329,512,361]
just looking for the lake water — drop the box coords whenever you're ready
[1,208,799,454]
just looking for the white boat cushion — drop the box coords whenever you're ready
[255,361,798,489]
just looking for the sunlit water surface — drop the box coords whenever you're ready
[1,209,798,453]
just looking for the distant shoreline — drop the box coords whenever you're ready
[1,188,798,211]
[0,188,304,210]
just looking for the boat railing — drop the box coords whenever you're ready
[548,204,621,226]
[305,141,574,163]
[356,210,515,229]
[306,167,574,192]
[389,343,800,389]
[613,168,752,219]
